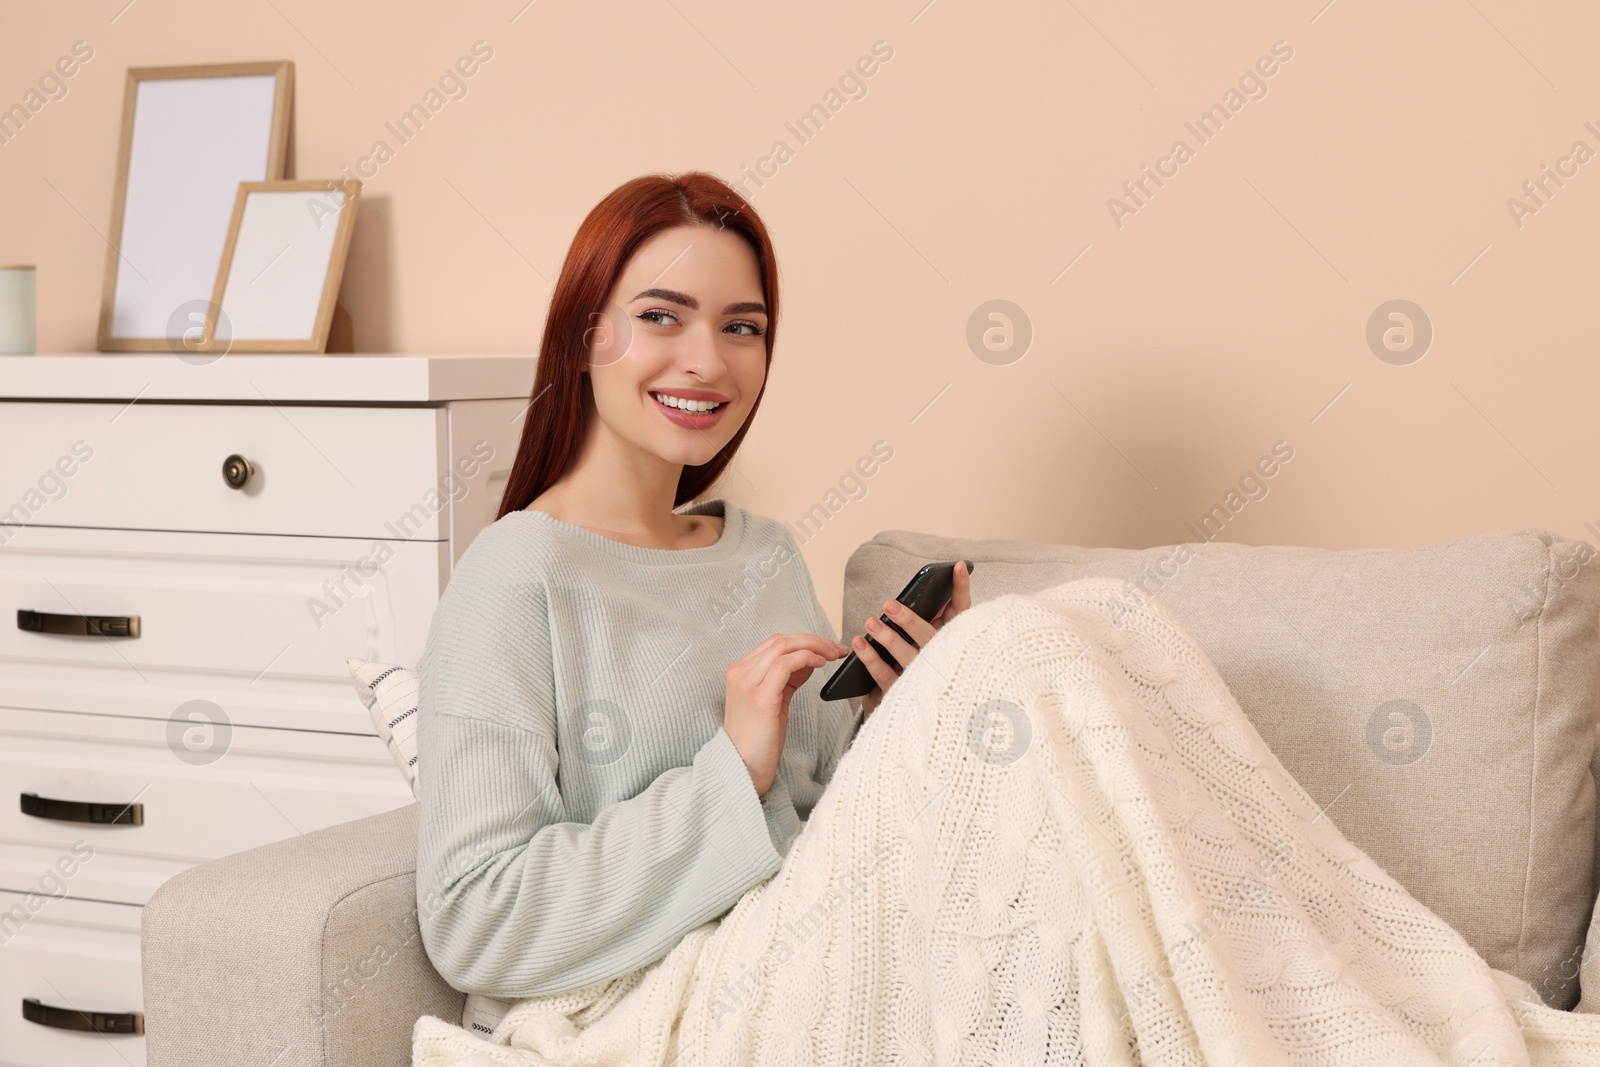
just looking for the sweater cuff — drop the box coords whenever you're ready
[704,726,784,877]
[759,775,804,859]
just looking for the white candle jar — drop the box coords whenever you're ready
[0,266,36,354]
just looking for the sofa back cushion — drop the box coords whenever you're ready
[840,527,1599,1008]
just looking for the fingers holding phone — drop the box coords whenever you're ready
[941,557,973,625]
[853,629,902,719]
[857,599,945,718]
[851,560,975,719]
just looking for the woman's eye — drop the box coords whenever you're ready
[726,320,764,337]
[637,309,677,327]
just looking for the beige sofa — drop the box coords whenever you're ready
[141,527,1600,1066]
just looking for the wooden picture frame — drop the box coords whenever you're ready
[198,179,362,354]
[97,61,293,352]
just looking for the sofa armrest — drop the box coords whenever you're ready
[141,802,466,1067]
[1584,724,1600,1013]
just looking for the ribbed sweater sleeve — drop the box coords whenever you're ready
[415,562,785,1000]
[783,528,861,791]
[728,528,864,866]
[756,531,861,844]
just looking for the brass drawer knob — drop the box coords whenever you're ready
[221,453,254,490]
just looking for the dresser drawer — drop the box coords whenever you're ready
[0,891,145,1067]
[0,839,184,913]
[0,706,415,890]
[0,400,449,539]
[1,525,445,722]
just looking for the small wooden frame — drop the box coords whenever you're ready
[97,62,292,352]
[198,179,362,354]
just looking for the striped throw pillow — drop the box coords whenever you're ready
[347,657,421,800]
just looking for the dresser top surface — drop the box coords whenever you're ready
[0,353,538,402]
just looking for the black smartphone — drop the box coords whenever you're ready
[819,559,975,701]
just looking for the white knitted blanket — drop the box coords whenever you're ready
[413,576,1600,1065]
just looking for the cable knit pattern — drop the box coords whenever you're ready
[414,576,1600,1065]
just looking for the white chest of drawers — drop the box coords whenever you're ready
[0,354,535,1067]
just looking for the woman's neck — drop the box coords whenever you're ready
[526,419,719,550]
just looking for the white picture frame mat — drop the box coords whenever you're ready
[218,189,349,341]
[110,74,278,339]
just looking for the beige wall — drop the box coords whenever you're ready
[4,1,1597,635]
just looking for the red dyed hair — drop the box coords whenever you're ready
[494,172,779,520]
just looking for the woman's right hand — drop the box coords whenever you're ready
[725,633,849,796]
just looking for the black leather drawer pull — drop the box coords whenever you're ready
[17,609,141,638]
[20,792,143,826]
[22,998,144,1035]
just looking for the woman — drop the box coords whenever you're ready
[414,171,971,1001]
[414,172,1600,1065]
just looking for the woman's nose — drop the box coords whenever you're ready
[675,328,727,379]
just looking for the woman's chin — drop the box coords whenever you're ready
[646,436,728,469]
[643,420,743,467]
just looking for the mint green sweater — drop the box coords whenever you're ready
[415,498,861,999]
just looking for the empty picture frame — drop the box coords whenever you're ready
[97,62,292,352]
[200,179,362,354]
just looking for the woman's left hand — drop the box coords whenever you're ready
[856,561,973,719]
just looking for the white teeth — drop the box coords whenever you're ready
[653,393,722,414]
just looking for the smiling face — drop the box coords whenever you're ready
[583,223,770,471]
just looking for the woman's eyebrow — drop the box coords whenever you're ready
[629,287,767,316]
